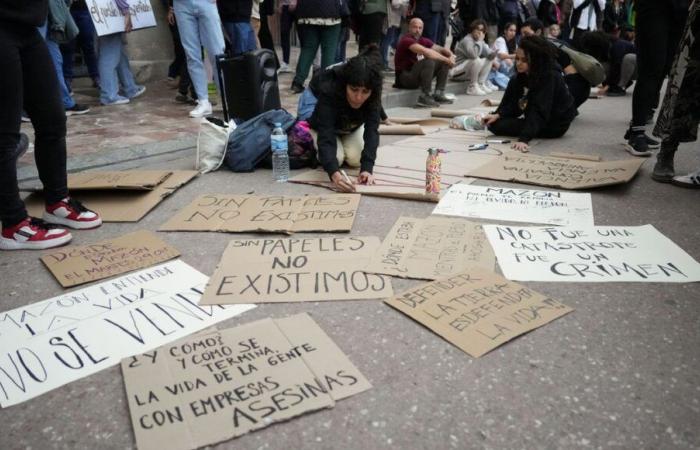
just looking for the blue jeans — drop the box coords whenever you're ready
[62,8,99,82]
[296,88,318,121]
[97,33,143,104]
[38,24,75,109]
[381,26,401,68]
[174,0,226,101]
[223,21,256,56]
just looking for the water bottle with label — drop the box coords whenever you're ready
[271,122,289,182]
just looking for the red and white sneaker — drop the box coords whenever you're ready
[43,197,102,229]
[0,218,72,250]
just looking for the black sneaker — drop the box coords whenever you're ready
[415,93,440,108]
[290,81,305,94]
[625,133,652,157]
[65,103,90,116]
[624,128,660,149]
[433,92,454,104]
[175,93,197,105]
[607,86,626,96]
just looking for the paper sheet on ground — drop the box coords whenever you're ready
[159,194,359,233]
[41,230,181,287]
[467,152,645,189]
[24,171,198,222]
[121,313,371,450]
[0,260,254,407]
[484,224,700,282]
[367,216,494,280]
[201,236,393,304]
[432,185,594,226]
[385,269,573,357]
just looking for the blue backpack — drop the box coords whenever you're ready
[224,109,296,172]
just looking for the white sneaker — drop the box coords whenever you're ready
[277,62,292,74]
[467,84,486,96]
[189,100,212,118]
[479,83,494,94]
[484,80,498,91]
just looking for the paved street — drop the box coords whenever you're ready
[3,61,700,450]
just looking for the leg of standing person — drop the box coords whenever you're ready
[381,26,397,68]
[251,18,261,48]
[259,11,280,68]
[335,26,349,63]
[194,0,226,114]
[72,8,100,86]
[293,24,322,90]
[38,24,75,110]
[115,34,145,99]
[359,12,386,49]
[168,20,186,80]
[280,5,293,66]
[60,39,75,92]
[174,0,209,102]
[319,24,342,69]
[98,33,130,104]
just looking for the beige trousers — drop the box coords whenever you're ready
[310,125,365,169]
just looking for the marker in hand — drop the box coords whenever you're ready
[341,170,352,184]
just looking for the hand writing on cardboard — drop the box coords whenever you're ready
[331,171,356,192]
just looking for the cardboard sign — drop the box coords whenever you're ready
[367,216,495,280]
[467,152,646,189]
[385,269,573,357]
[122,313,371,450]
[379,117,450,135]
[24,170,198,222]
[89,0,157,36]
[66,171,172,190]
[159,194,360,233]
[484,224,700,282]
[201,237,393,305]
[41,230,180,287]
[0,260,255,407]
[432,185,595,227]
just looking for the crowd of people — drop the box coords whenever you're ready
[1,0,698,251]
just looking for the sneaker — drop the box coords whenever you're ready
[43,197,102,229]
[277,62,293,74]
[415,93,440,108]
[467,84,486,96]
[624,128,659,149]
[671,169,700,188]
[102,96,130,106]
[433,92,454,104]
[651,151,675,183]
[129,85,147,99]
[607,86,626,96]
[624,133,652,157]
[290,81,305,94]
[0,217,72,250]
[13,133,29,160]
[189,99,213,118]
[479,83,494,94]
[484,80,498,92]
[175,93,197,105]
[65,103,90,116]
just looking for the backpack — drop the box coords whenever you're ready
[551,39,606,86]
[224,109,296,172]
[260,120,319,170]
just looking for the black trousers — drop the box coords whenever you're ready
[259,13,280,68]
[565,73,590,109]
[358,12,386,49]
[631,0,686,127]
[0,22,68,228]
[488,117,571,140]
[280,5,295,64]
[398,59,449,94]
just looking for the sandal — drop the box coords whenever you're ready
[671,169,700,189]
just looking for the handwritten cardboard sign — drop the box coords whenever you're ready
[432,185,595,226]
[159,194,360,234]
[467,152,645,189]
[484,225,700,282]
[40,230,180,287]
[121,313,371,450]
[0,260,255,407]
[385,269,573,357]
[89,0,157,36]
[25,171,199,222]
[367,216,495,280]
[201,237,393,305]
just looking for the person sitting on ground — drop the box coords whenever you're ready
[580,30,636,97]
[1,0,102,250]
[450,19,499,95]
[521,17,590,110]
[488,21,518,89]
[302,46,384,192]
[394,17,456,107]
[481,35,577,152]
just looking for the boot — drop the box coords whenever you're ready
[651,140,677,183]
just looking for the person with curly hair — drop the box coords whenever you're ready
[480,35,577,152]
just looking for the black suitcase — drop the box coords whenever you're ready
[216,49,281,123]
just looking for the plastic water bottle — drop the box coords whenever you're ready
[271,122,289,182]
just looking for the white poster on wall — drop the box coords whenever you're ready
[433,185,595,226]
[0,260,255,407]
[88,0,157,36]
[484,224,700,282]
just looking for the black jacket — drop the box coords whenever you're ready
[471,0,500,24]
[295,0,342,19]
[496,69,576,142]
[217,0,253,22]
[0,0,47,27]
[537,0,558,27]
[307,66,381,178]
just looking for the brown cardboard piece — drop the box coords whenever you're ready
[65,170,173,190]
[121,313,371,450]
[41,230,180,287]
[385,268,574,357]
[367,216,495,280]
[159,194,360,233]
[379,117,451,135]
[200,236,393,305]
[480,99,501,107]
[24,170,198,222]
[430,108,470,118]
[467,151,646,189]
[549,152,603,162]
[379,124,426,135]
